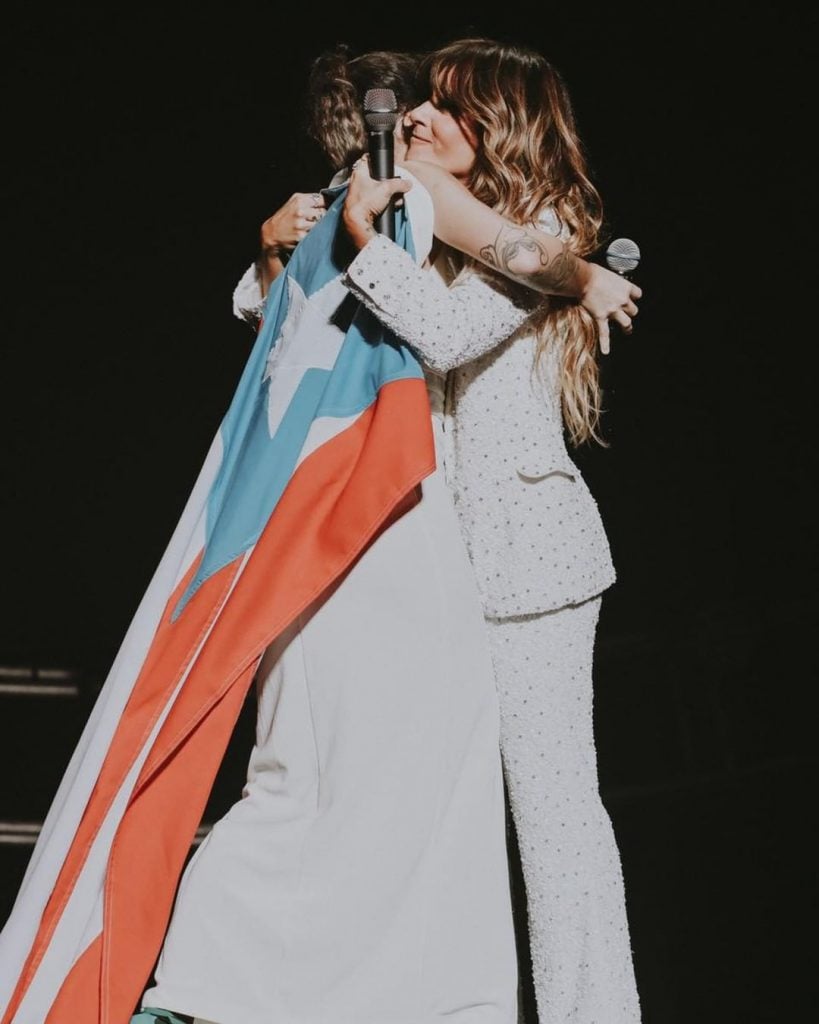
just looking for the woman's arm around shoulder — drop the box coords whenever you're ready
[401,159,642,353]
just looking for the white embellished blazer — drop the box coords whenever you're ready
[233,185,616,619]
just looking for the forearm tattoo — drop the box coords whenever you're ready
[479,226,580,294]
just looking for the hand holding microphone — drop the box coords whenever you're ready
[580,237,643,355]
[343,88,412,249]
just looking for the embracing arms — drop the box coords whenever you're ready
[233,159,641,359]
[342,157,641,355]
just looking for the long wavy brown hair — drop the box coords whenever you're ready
[421,39,609,445]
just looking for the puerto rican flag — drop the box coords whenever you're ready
[0,174,435,1024]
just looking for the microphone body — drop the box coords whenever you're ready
[368,130,394,181]
[369,132,394,238]
[363,89,398,240]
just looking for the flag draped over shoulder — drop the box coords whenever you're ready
[0,177,436,1024]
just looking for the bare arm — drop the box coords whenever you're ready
[400,159,589,297]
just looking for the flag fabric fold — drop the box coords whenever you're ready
[0,176,436,1024]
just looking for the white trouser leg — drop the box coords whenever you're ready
[485,596,641,1024]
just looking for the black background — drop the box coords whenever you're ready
[1,3,816,1022]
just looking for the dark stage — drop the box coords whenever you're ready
[1,3,815,1022]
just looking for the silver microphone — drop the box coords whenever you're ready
[605,237,641,276]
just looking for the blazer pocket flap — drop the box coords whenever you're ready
[516,454,578,480]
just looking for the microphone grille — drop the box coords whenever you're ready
[605,237,641,274]
[364,88,398,130]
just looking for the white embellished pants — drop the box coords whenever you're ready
[485,596,642,1024]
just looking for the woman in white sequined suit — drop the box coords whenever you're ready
[339,39,644,1024]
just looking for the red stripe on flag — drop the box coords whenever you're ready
[44,934,102,1023]
[1,552,244,1024]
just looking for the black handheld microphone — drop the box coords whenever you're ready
[604,238,641,276]
[363,88,399,240]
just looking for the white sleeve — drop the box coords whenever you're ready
[342,234,536,374]
[232,262,266,327]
